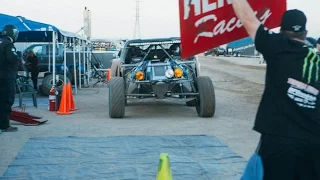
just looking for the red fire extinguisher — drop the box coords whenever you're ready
[49,87,57,111]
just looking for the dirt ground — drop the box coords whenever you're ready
[0,56,266,176]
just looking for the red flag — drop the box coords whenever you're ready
[179,0,287,59]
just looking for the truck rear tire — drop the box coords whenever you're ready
[41,74,70,96]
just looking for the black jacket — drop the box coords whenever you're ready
[27,55,39,72]
[0,35,20,79]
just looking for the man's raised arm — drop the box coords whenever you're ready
[232,0,261,40]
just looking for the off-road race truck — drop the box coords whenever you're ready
[108,37,216,118]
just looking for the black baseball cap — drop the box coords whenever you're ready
[280,9,307,32]
[317,38,320,44]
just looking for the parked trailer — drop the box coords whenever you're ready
[226,37,257,57]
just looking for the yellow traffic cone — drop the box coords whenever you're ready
[156,153,173,180]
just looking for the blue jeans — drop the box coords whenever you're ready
[242,134,320,180]
[241,141,263,180]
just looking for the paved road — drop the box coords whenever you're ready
[0,56,266,176]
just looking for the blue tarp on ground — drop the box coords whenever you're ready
[0,135,247,180]
[0,13,85,42]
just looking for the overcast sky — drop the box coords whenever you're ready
[0,0,319,39]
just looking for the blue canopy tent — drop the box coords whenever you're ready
[14,16,86,42]
[0,13,88,92]
[0,13,85,42]
[0,13,31,32]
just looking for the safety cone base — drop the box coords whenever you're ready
[56,111,72,115]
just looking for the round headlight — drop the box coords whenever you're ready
[135,71,144,80]
[174,68,183,78]
[165,69,174,78]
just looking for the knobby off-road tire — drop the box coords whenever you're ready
[109,77,125,118]
[41,74,70,96]
[195,76,216,117]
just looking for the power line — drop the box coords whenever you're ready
[133,0,141,39]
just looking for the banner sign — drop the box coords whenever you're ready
[179,0,287,59]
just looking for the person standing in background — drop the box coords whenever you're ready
[27,50,39,91]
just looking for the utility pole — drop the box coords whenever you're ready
[133,0,141,39]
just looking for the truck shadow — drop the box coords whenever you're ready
[123,99,207,119]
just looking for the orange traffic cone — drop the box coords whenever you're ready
[106,69,111,82]
[57,84,72,115]
[67,82,77,111]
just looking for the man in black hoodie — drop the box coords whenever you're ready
[232,1,320,179]
[0,24,20,132]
